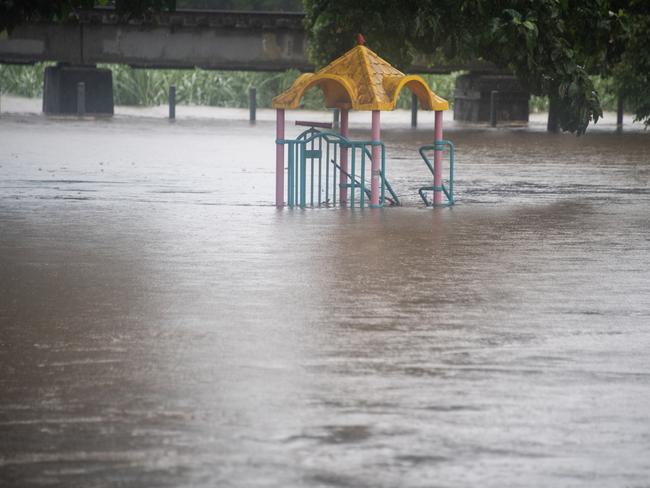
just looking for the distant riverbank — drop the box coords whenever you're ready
[0,94,645,134]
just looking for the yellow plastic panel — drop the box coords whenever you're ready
[272,45,448,111]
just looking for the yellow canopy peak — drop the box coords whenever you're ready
[272,44,448,111]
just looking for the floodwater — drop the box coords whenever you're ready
[1,105,650,487]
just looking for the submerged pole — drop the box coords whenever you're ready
[275,108,285,206]
[616,95,624,133]
[249,87,257,122]
[411,93,418,128]
[169,85,176,120]
[370,110,381,206]
[77,82,86,117]
[339,109,349,206]
[490,90,498,127]
[547,96,560,133]
[433,110,443,206]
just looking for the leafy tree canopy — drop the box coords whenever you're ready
[176,0,302,10]
[2,0,646,131]
[610,1,650,126]
[304,0,649,133]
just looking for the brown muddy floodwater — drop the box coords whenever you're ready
[1,110,650,487]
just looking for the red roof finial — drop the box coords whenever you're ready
[356,33,366,46]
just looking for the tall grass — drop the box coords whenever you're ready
[0,63,50,97]
[0,62,314,107]
[109,65,329,108]
[0,63,454,110]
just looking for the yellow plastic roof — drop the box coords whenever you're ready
[272,45,448,111]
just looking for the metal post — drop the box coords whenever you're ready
[339,109,349,206]
[77,82,86,117]
[434,110,443,206]
[168,85,176,120]
[547,96,560,133]
[616,95,624,133]
[249,87,256,122]
[411,93,418,128]
[275,109,285,207]
[370,110,381,206]
[333,108,340,129]
[490,90,498,127]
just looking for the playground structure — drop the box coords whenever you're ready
[272,36,455,208]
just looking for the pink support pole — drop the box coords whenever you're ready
[339,109,349,205]
[275,109,285,207]
[370,110,381,206]
[433,110,443,206]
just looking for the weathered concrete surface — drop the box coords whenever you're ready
[0,10,309,71]
[454,73,530,123]
[42,64,113,115]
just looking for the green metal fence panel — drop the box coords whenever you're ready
[280,128,402,209]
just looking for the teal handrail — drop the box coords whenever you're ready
[331,160,394,205]
[362,147,400,206]
[417,139,455,207]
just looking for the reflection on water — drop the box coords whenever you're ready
[1,113,649,487]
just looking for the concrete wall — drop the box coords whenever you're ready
[454,74,529,123]
[42,65,113,115]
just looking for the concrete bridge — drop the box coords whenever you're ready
[0,8,527,120]
[0,8,497,72]
[0,9,311,72]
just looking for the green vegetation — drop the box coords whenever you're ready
[3,1,646,129]
[0,63,307,108]
[610,3,650,127]
[111,66,314,108]
[0,63,459,111]
[0,63,50,98]
[304,0,650,133]
[176,0,303,10]
[0,63,625,113]
[530,77,621,113]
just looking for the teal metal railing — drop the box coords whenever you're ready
[277,128,400,208]
[417,139,455,207]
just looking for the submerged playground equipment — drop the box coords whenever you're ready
[273,36,455,208]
